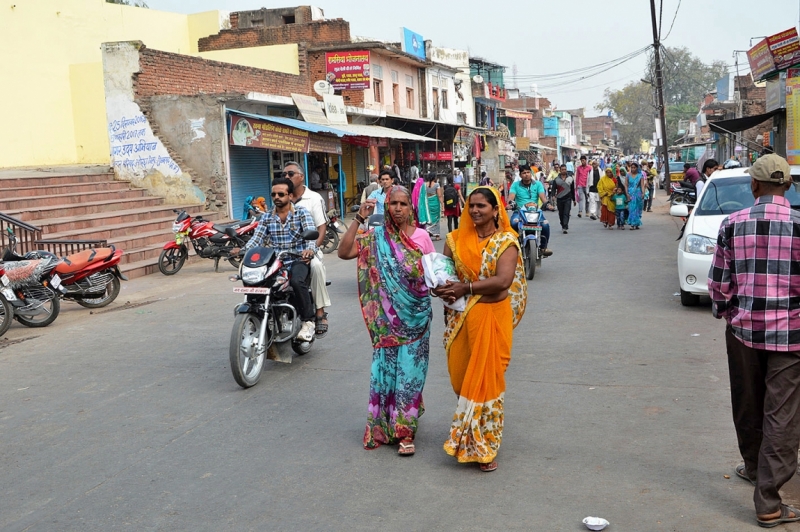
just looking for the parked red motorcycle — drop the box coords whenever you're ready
[158,210,258,275]
[0,265,15,336]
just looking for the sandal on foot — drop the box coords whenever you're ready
[398,439,415,456]
[479,461,498,472]
[315,312,328,338]
[735,464,756,486]
[757,504,800,528]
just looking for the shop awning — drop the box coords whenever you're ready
[531,143,556,151]
[562,144,583,150]
[229,110,350,137]
[329,124,437,142]
[709,109,784,134]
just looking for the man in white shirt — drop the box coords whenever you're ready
[284,162,332,338]
[309,165,323,191]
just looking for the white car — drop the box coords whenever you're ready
[671,166,800,306]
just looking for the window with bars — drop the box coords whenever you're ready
[373,79,383,103]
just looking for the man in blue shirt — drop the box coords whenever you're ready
[508,165,553,256]
[367,170,394,215]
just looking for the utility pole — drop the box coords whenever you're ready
[649,0,670,178]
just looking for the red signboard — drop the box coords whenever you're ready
[325,51,371,90]
[421,151,453,161]
[748,39,776,80]
[768,28,800,70]
[230,115,309,152]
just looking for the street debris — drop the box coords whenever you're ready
[583,516,610,530]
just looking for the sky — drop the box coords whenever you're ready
[147,0,800,115]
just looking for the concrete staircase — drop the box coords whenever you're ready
[0,168,220,279]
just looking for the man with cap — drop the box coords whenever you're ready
[708,154,800,528]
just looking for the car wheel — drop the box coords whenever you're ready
[680,289,700,307]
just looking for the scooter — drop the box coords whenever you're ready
[228,229,319,388]
[508,201,544,280]
[0,264,15,336]
[158,210,258,275]
[320,209,344,255]
[2,232,63,328]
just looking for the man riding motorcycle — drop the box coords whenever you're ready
[235,177,317,342]
[507,165,553,257]
[282,161,332,338]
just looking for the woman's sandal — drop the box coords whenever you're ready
[315,312,328,338]
[479,461,498,472]
[398,438,415,456]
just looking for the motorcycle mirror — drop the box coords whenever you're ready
[229,275,240,282]
[300,230,319,241]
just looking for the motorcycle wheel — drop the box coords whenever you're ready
[0,294,12,336]
[671,195,687,206]
[158,246,187,276]
[292,338,313,356]
[321,228,339,254]
[229,313,265,388]
[15,295,60,328]
[228,255,242,269]
[75,275,121,309]
[525,241,536,280]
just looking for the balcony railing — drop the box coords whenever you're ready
[0,212,107,257]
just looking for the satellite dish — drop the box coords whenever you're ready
[313,80,335,97]
[472,75,484,84]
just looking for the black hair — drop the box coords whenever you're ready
[446,175,454,186]
[519,164,532,173]
[702,159,718,173]
[469,188,500,228]
[272,177,294,194]
[379,170,393,179]
[426,172,437,182]
[580,155,587,160]
[683,163,692,169]
[480,171,487,178]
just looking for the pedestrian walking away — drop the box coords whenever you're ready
[418,173,443,240]
[338,186,434,456]
[588,159,601,220]
[433,186,527,472]
[708,154,800,528]
[597,168,617,228]
[575,155,591,217]
[443,176,464,233]
[552,164,575,233]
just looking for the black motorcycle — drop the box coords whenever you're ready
[669,181,697,206]
[228,230,318,388]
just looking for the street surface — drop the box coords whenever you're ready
[2,194,798,531]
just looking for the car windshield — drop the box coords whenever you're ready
[669,162,684,173]
[694,175,800,215]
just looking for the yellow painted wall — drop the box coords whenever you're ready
[0,0,224,168]
[188,11,227,54]
[199,44,300,75]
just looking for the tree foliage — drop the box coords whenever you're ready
[596,81,654,153]
[598,47,728,151]
[106,0,149,7]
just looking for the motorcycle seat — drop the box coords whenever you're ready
[214,220,252,232]
[55,248,114,274]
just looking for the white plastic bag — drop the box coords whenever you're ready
[421,252,466,312]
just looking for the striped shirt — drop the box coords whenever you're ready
[708,195,800,351]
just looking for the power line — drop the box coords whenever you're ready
[507,46,650,82]
[662,0,682,41]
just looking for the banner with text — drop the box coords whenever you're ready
[325,51,371,90]
[786,77,800,164]
[229,115,309,153]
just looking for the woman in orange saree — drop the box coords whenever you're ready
[433,186,527,471]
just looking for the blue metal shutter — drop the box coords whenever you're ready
[229,146,272,220]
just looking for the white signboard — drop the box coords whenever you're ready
[291,93,329,125]
[323,94,348,125]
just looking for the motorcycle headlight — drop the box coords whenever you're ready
[685,234,716,255]
[241,265,268,284]
[523,211,540,223]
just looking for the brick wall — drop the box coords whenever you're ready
[199,19,350,52]
[134,45,309,99]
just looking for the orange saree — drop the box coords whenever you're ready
[443,187,527,464]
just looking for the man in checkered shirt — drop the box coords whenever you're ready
[708,154,800,527]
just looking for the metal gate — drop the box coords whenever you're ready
[229,146,272,220]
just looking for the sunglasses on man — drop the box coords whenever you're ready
[281,171,300,177]
[271,192,289,198]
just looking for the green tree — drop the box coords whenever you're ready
[106,0,149,7]
[596,81,654,153]
[649,47,728,107]
[666,103,698,145]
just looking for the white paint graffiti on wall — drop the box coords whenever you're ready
[107,100,182,177]
[190,118,207,142]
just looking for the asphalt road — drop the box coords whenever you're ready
[2,194,797,531]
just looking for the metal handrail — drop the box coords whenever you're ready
[0,213,107,256]
[0,213,42,255]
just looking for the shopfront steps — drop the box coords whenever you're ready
[0,170,221,280]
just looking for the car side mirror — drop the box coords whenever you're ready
[301,230,319,241]
[670,204,689,218]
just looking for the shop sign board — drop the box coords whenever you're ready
[369,138,389,148]
[766,72,787,112]
[308,135,342,155]
[421,151,452,161]
[515,137,530,151]
[768,28,800,71]
[229,115,309,152]
[786,76,800,164]
[344,136,370,147]
[325,50,371,90]
[748,38,777,80]
[400,28,426,60]
[291,93,329,125]
[323,94,348,125]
